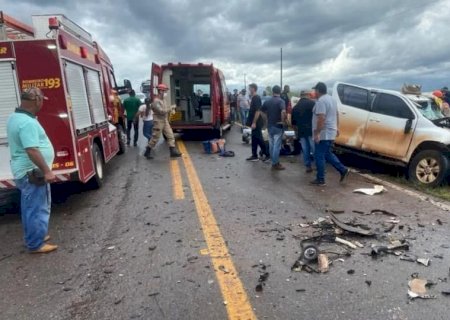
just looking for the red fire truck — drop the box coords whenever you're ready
[0,12,127,195]
[151,63,231,137]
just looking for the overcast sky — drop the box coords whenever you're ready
[2,0,450,94]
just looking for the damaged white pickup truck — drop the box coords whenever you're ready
[333,82,450,187]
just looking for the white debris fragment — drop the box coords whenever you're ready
[353,185,387,196]
[417,258,430,267]
[107,246,115,250]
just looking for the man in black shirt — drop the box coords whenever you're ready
[292,90,315,172]
[246,83,269,162]
[261,85,287,170]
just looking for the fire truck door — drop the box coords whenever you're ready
[0,61,20,140]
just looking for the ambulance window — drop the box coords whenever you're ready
[193,84,210,96]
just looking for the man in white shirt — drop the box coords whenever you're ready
[237,89,250,127]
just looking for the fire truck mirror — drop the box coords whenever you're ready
[123,79,132,89]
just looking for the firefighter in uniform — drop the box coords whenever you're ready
[144,83,182,159]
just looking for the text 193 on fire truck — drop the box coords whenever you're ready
[0,12,130,194]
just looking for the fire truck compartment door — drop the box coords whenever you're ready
[0,61,20,139]
[86,68,107,123]
[65,62,93,130]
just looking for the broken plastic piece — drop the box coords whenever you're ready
[417,258,430,267]
[330,213,375,236]
[336,237,357,249]
[353,185,387,196]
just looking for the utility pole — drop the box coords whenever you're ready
[280,47,283,89]
[244,73,247,90]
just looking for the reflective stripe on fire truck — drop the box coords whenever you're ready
[0,174,71,189]
[0,180,16,189]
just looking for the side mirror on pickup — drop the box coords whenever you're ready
[404,119,413,134]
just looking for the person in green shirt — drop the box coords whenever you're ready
[123,90,142,146]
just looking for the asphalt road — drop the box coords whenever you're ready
[1,126,450,320]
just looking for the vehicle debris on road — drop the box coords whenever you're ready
[408,278,436,299]
[353,185,387,196]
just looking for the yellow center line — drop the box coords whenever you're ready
[170,159,185,200]
[177,141,257,320]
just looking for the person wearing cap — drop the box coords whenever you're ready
[311,82,349,186]
[261,85,287,170]
[291,90,315,173]
[6,87,58,253]
[144,84,182,159]
[123,89,142,147]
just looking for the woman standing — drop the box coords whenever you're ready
[138,98,154,146]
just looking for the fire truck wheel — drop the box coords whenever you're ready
[117,125,126,155]
[87,144,104,189]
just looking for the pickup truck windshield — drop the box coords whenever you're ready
[414,100,444,121]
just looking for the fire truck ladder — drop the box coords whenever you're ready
[0,11,34,40]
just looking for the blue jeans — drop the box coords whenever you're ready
[268,126,283,165]
[300,136,315,168]
[143,120,154,141]
[240,109,249,126]
[127,119,139,144]
[15,176,51,251]
[315,140,347,182]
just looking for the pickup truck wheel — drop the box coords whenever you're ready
[117,125,126,155]
[408,150,449,187]
[87,144,104,190]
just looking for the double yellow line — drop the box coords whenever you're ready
[171,141,257,320]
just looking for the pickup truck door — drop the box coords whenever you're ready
[334,83,372,149]
[362,93,417,159]
[150,63,162,101]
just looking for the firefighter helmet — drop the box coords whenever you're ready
[156,83,169,91]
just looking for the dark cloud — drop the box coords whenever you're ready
[2,0,450,92]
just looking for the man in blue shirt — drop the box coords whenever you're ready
[7,87,58,253]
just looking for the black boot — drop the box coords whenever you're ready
[170,147,182,158]
[144,146,153,159]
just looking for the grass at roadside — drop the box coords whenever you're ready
[379,175,450,202]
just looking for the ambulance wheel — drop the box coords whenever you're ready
[117,125,126,155]
[87,144,104,190]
